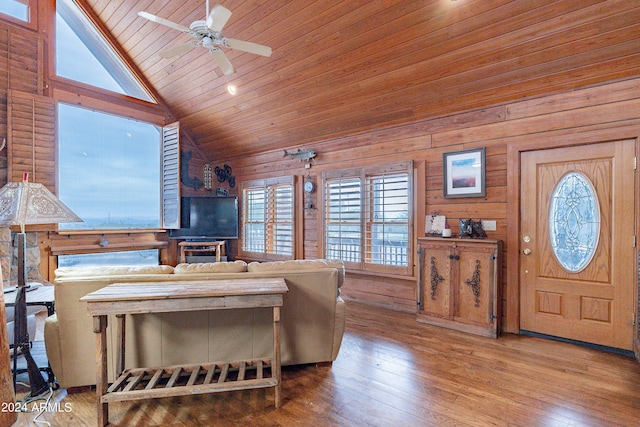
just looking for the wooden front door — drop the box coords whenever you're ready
[520,140,636,350]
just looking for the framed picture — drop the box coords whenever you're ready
[443,147,485,198]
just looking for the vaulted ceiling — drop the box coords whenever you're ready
[84,0,640,161]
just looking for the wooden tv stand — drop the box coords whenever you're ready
[178,240,225,263]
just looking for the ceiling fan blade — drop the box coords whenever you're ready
[225,38,272,57]
[159,43,196,58]
[206,4,232,32]
[138,11,191,33]
[210,49,235,75]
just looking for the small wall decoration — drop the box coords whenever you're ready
[203,164,213,190]
[214,164,236,188]
[443,147,485,198]
[284,149,316,162]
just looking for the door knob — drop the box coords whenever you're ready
[523,248,532,255]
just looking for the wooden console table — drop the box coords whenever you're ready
[81,278,288,426]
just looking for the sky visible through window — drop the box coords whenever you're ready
[58,103,161,229]
[0,1,28,22]
[56,12,125,94]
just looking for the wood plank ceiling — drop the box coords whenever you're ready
[84,0,640,161]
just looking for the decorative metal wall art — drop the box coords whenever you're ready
[180,150,204,190]
[214,164,236,188]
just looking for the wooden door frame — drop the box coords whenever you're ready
[505,125,639,354]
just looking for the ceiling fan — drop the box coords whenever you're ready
[138,1,272,75]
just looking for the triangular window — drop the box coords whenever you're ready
[56,0,155,103]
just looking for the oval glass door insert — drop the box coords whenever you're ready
[548,172,600,272]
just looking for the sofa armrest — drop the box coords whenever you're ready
[44,314,63,385]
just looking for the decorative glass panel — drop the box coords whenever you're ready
[549,172,600,272]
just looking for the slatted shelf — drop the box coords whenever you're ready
[103,358,275,403]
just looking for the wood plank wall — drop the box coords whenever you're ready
[224,76,640,333]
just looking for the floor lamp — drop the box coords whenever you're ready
[0,174,82,402]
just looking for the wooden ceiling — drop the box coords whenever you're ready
[83,0,640,161]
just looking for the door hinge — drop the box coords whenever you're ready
[633,313,636,327]
[634,235,637,248]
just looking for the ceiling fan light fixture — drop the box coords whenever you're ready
[227,84,237,95]
[202,36,214,50]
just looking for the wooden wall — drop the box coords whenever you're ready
[226,76,640,333]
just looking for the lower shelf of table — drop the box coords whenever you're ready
[103,358,277,403]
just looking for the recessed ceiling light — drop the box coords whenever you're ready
[227,84,237,95]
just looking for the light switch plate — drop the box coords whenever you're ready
[482,220,497,231]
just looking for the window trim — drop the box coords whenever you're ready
[322,161,413,276]
[240,176,295,261]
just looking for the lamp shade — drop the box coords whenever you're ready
[0,179,82,227]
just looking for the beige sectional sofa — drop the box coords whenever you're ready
[45,259,345,389]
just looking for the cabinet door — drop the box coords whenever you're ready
[455,246,497,328]
[420,244,453,319]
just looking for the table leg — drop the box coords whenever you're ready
[273,306,281,408]
[93,315,108,426]
[115,314,126,376]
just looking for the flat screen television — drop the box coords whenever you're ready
[169,196,239,240]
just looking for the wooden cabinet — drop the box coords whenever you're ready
[417,237,502,338]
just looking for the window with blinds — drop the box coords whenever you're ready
[242,178,294,259]
[366,173,410,267]
[323,162,412,275]
[325,177,362,263]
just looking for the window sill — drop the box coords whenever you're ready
[345,269,416,282]
[56,228,167,236]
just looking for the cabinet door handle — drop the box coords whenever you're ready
[448,255,460,260]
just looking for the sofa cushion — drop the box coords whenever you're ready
[54,265,175,278]
[174,260,248,274]
[248,259,345,287]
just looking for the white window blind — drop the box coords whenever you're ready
[242,178,294,259]
[323,162,412,275]
[365,173,410,267]
[324,177,361,263]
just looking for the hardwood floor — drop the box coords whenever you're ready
[14,301,640,426]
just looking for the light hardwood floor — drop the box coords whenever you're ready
[14,301,640,426]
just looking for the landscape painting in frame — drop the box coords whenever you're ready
[443,147,485,198]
